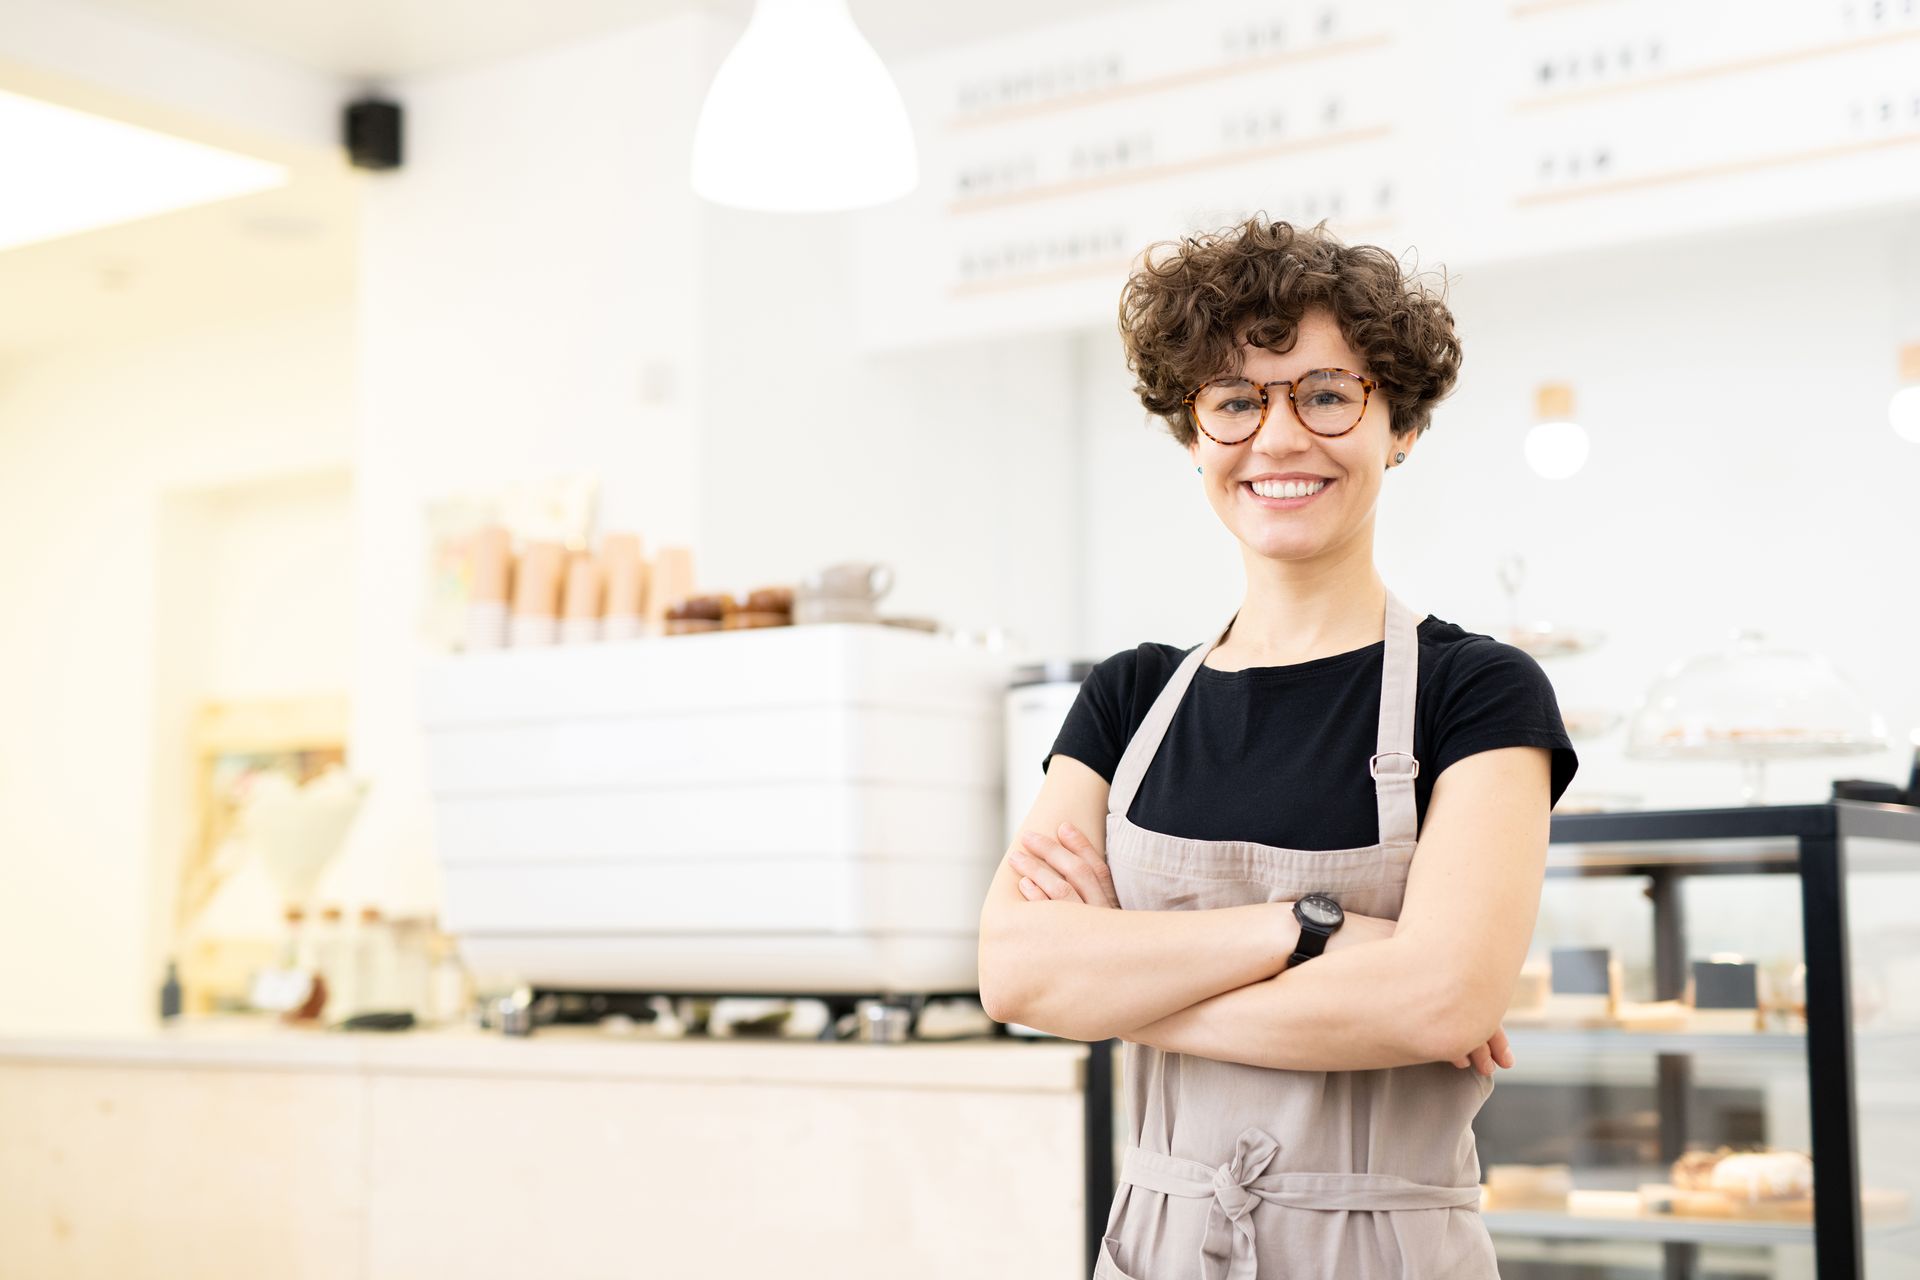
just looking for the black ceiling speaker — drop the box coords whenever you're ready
[345,98,403,171]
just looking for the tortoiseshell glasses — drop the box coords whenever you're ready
[1183,368,1379,444]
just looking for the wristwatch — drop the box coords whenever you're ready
[1289,893,1345,967]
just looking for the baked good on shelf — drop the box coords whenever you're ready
[744,585,795,612]
[1710,1150,1813,1202]
[1667,1146,1815,1218]
[1671,1147,1728,1191]
[1482,1163,1570,1210]
[664,593,737,634]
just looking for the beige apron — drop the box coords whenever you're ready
[1093,590,1499,1280]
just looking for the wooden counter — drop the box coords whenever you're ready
[0,1020,1096,1279]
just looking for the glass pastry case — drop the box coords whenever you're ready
[1477,800,1920,1280]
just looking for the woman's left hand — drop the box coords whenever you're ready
[1010,823,1118,908]
[1449,1026,1515,1075]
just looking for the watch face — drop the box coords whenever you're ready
[1299,895,1342,927]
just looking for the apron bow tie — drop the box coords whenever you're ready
[1201,1127,1282,1280]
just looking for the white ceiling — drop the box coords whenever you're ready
[75,0,1122,80]
[0,161,360,355]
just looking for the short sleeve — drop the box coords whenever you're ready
[1427,639,1580,808]
[1041,649,1142,783]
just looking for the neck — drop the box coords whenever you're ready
[1216,537,1389,667]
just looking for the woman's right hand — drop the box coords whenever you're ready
[1449,1027,1515,1075]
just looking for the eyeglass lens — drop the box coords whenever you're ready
[1191,370,1367,441]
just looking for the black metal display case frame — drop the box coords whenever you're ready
[1492,799,1920,1280]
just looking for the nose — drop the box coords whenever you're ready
[1253,390,1323,453]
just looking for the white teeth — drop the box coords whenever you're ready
[1249,478,1327,499]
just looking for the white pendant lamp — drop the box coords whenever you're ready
[1891,343,1920,444]
[691,0,917,212]
[1525,383,1589,480]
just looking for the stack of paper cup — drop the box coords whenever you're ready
[466,526,512,652]
[559,551,603,645]
[601,533,646,642]
[509,541,564,647]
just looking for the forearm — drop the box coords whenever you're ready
[1121,935,1461,1071]
[979,898,1298,1041]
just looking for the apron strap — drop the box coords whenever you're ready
[1107,611,1236,819]
[1121,1141,1483,1209]
[1373,590,1422,848]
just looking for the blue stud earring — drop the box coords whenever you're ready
[1195,465,1202,474]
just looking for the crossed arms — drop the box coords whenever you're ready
[975,747,1553,1073]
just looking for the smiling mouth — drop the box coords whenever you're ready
[1244,477,1336,502]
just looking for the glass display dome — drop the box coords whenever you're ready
[1625,628,1887,803]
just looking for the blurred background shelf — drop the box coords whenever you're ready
[1485,1209,1814,1248]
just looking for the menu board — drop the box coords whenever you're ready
[854,0,1412,348]
[852,0,1920,348]
[1479,0,1920,261]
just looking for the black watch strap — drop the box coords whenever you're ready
[1288,927,1331,968]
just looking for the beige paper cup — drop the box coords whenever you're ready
[512,541,565,619]
[646,546,696,635]
[470,525,512,605]
[561,551,603,620]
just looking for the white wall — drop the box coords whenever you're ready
[1421,211,1920,813]
[211,479,354,699]
[0,302,356,1034]
[692,200,1084,649]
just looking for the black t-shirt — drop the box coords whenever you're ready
[1043,614,1579,850]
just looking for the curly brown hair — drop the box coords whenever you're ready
[1117,216,1462,448]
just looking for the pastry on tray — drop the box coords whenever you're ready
[1711,1150,1814,1202]
[1657,1146,1815,1219]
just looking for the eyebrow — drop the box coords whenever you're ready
[1222,366,1371,382]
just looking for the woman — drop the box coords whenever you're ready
[976,216,1579,1279]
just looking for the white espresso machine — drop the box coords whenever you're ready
[419,623,1012,999]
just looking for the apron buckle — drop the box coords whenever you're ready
[1368,751,1420,779]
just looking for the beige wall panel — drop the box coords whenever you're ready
[366,1073,1085,1279]
[0,1063,366,1280]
